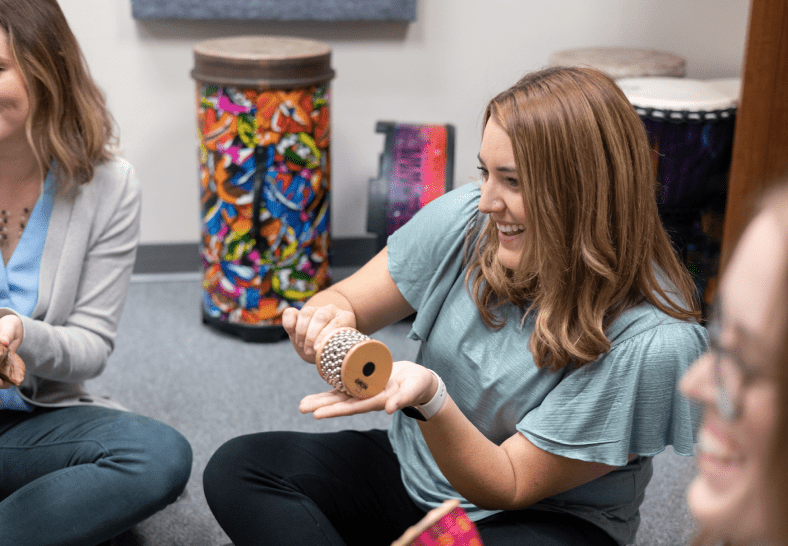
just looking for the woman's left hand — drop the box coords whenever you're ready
[300,361,438,419]
[0,314,25,388]
[0,314,23,353]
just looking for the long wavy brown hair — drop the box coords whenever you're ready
[465,66,701,371]
[0,0,115,186]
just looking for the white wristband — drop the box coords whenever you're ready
[401,369,447,421]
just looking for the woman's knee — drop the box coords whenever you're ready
[203,432,297,510]
[144,420,192,501]
[102,412,193,502]
[158,428,192,498]
[203,434,254,503]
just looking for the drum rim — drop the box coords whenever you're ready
[192,35,335,87]
[193,35,332,60]
[635,106,737,124]
[191,69,336,89]
[548,47,688,78]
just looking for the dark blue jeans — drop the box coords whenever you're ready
[0,405,192,546]
[203,429,618,546]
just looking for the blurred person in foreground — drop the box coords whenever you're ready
[681,181,788,546]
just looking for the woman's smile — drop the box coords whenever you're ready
[495,222,525,235]
[696,426,745,486]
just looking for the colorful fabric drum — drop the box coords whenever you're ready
[617,77,739,212]
[392,499,484,546]
[367,122,455,252]
[549,47,686,79]
[192,36,335,342]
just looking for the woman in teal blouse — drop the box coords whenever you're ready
[205,66,707,546]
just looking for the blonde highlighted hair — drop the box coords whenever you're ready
[0,0,115,186]
[466,66,700,371]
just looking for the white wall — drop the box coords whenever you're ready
[58,0,751,244]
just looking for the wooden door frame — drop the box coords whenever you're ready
[720,0,788,271]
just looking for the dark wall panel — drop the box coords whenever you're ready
[131,0,417,21]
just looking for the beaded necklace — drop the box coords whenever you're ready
[0,207,30,246]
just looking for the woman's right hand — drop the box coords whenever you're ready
[282,304,356,363]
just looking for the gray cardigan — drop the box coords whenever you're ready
[0,158,141,408]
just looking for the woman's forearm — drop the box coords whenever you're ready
[302,287,356,316]
[418,397,523,510]
[418,395,620,511]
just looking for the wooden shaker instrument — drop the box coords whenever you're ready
[0,348,25,386]
[314,327,393,399]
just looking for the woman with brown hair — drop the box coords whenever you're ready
[0,1,192,545]
[680,182,788,546]
[204,66,707,546]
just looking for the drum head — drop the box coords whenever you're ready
[549,47,687,78]
[192,35,335,88]
[705,77,742,107]
[617,77,737,113]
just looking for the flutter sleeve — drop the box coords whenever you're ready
[517,314,708,466]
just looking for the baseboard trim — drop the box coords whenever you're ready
[134,234,378,274]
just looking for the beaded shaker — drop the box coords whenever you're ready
[314,327,393,399]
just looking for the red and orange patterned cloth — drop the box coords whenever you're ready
[197,84,331,327]
[392,500,484,546]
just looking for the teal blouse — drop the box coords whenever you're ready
[386,183,707,546]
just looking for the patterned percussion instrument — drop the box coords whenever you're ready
[192,36,335,342]
[367,122,455,253]
[314,327,393,399]
[392,499,484,546]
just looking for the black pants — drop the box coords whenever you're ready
[203,429,618,546]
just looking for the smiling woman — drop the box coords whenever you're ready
[680,181,788,546]
[204,67,707,546]
[0,2,192,545]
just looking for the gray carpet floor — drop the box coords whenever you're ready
[86,274,697,546]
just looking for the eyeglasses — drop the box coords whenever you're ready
[704,305,770,421]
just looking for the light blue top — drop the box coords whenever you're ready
[0,169,56,315]
[386,183,707,546]
[0,169,56,411]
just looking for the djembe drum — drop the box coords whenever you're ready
[192,36,335,342]
[618,77,740,307]
[617,77,738,211]
[314,327,393,399]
